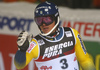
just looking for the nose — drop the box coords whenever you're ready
[42,23,46,26]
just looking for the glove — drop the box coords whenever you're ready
[17,31,33,52]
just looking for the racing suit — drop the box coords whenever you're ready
[14,27,96,70]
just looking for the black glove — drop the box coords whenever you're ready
[17,31,33,52]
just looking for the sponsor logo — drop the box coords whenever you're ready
[38,39,45,46]
[65,31,72,37]
[36,6,51,10]
[42,41,73,59]
[78,34,87,54]
[27,41,36,53]
[74,56,77,61]
[0,16,33,31]
[40,66,52,70]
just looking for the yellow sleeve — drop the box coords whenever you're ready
[25,38,39,66]
[72,28,96,70]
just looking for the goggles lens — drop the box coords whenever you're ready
[35,16,53,26]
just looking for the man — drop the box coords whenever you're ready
[14,1,96,70]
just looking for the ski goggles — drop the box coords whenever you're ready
[35,16,54,26]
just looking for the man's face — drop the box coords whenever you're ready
[40,21,56,34]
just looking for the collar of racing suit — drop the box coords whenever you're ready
[43,27,63,41]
